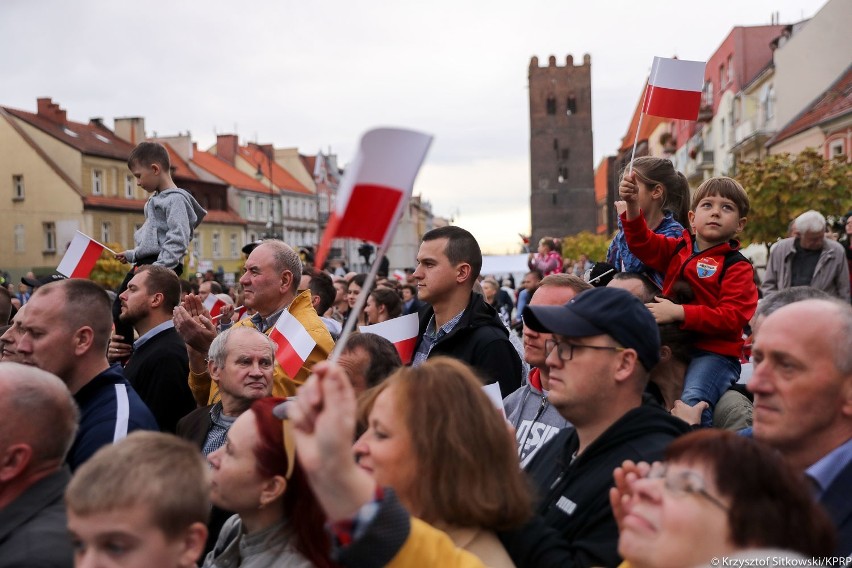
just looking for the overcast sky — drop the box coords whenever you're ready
[1,0,827,253]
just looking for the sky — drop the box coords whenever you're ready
[0,0,828,254]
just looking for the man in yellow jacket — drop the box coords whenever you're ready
[174,240,334,405]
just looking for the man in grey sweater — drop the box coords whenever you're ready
[504,274,591,468]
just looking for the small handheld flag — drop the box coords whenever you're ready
[268,310,318,378]
[57,231,114,278]
[359,313,420,364]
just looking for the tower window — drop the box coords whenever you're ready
[567,97,577,115]
[558,167,569,183]
[546,96,556,115]
[561,149,570,160]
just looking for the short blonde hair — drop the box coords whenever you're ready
[65,432,209,535]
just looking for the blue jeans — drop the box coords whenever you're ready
[682,350,741,427]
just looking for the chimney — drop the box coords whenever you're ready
[217,134,239,165]
[36,97,67,124]
[114,117,146,145]
[89,117,105,129]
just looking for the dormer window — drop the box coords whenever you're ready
[63,127,79,138]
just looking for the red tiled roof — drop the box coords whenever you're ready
[83,196,146,212]
[770,65,852,145]
[2,104,135,161]
[240,145,313,195]
[191,149,272,194]
[619,82,668,152]
[300,154,317,176]
[163,143,200,181]
[205,209,246,225]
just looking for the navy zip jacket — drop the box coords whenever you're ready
[68,363,158,471]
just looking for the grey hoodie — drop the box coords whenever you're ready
[124,187,206,268]
[503,368,572,468]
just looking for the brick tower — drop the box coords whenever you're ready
[529,54,596,245]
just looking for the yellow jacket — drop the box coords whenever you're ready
[387,519,486,568]
[188,290,334,403]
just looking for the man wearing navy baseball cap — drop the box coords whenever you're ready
[499,287,691,568]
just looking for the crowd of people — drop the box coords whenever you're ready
[0,145,850,567]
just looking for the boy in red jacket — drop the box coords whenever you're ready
[620,175,757,426]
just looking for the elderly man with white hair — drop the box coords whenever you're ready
[762,209,850,300]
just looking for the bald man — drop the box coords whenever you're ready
[0,362,79,566]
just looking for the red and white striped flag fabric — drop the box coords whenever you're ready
[57,231,107,278]
[642,57,706,121]
[236,306,249,321]
[314,128,433,269]
[268,310,317,378]
[203,294,226,319]
[359,312,419,365]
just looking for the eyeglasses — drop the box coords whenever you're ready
[647,462,729,511]
[544,337,625,361]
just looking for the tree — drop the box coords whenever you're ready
[90,242,126,290]
[560,231,612,263]
[735,149,852,245]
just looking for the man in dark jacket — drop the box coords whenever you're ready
[0,363,78,567]
[110,265,195,433]
[16,279,157,471]
[411,226,522,396]
[500,287,691,567]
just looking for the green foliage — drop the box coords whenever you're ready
[89,242,126,291]
[560,232,612,263]
[735,149,852,245]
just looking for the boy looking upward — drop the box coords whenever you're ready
[113,142,206,347]
[620,175,758,426]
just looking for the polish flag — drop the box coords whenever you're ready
[268,310,317,378]
[642,57,706,121]
[203,294,226,319]
[57,231,108,278]
[236,306,250,321]
[359,312,419,364]
[314,128,433,269]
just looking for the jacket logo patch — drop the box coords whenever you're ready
[556,496,578,516]
[696,257,719,279]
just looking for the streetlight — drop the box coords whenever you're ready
[255,148,278,240]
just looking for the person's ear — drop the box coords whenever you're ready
[0,444,32,482]
[209,361,222,384]
[687,210,696,232]
[279,270,294,293]
[150,163,161,176]
[175,522,208,568]
[259,475,287,506]
[736,216,747,234]
[74,327,95,356]
[613,348,639,384]
[456,263,472,284]
[651,183,664,200]
[659,345,672,363]
[150,291,165,309]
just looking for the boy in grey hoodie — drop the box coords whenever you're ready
[113,142,206,348]
[503,274,590,468]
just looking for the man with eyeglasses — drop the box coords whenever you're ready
[499,287,691,568]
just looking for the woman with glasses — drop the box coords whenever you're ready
[610,429,835,567]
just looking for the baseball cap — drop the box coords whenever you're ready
[523,286,660,370]
[21,273,67,288]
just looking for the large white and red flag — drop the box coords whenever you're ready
[57,231,110,278]
[359,312,420,364]
[203,294,226,319]
[642,57,706,121]
[314,128,433,269]
[268,310,317,378]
